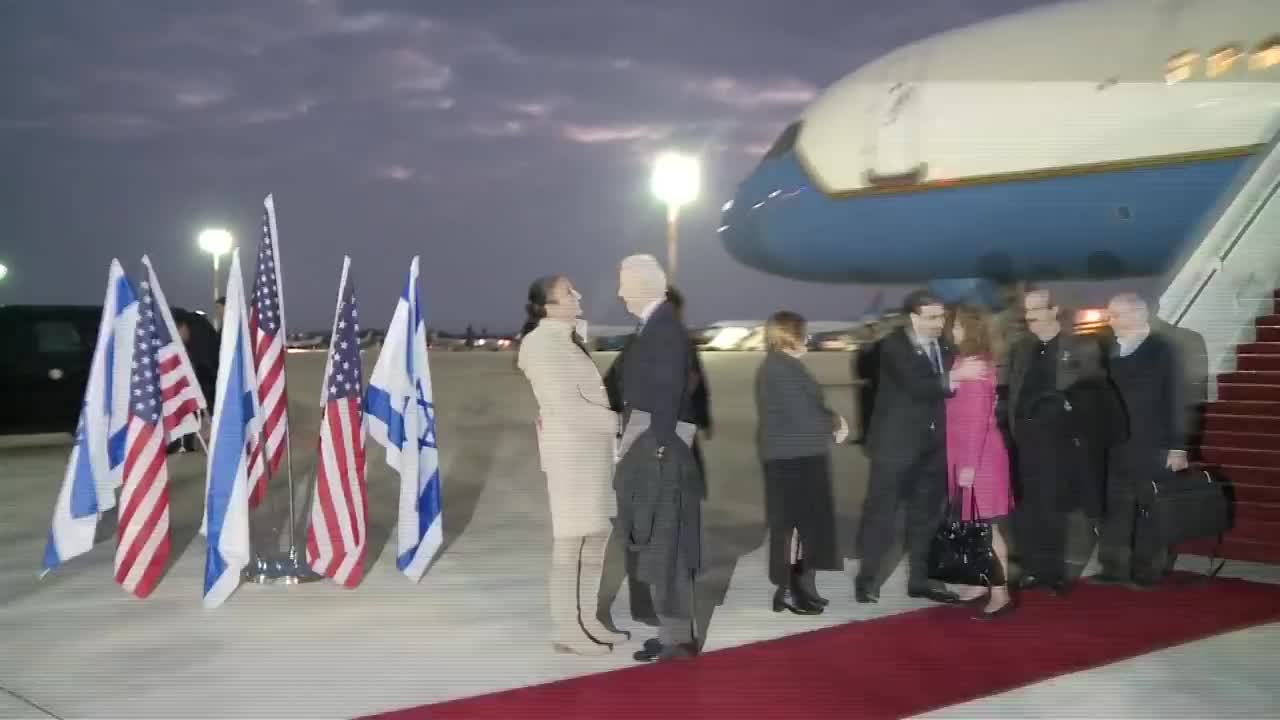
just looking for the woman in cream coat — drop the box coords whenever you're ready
[517,275,629,655]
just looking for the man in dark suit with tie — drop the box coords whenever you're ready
[855,290,978,604]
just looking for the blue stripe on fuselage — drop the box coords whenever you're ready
[721,151,1251,282]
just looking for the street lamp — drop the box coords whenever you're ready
[650,152,700,281]
[197,228,233,306]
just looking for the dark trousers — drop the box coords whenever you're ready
[1099,445,1169,581]
[600,521,658,624]
[1013,419,1070,583]
[855,444,946,592]
[764,454,839,586]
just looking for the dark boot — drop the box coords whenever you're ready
[772,584,822,615]
[792,561,828,607]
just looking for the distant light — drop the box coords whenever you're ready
[1252,37,1280,70]
[1166,50,1198,84]
[1207,46,1241,77]
[650,152,700,208]
[197,228,233,256]
[0,263,7,281]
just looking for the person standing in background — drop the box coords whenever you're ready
[1091,292,1190,587]
[1007,288,1108,596]
[756,311,846,615]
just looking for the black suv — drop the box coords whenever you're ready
[0,304,217,436]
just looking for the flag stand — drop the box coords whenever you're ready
[242,419,321,585]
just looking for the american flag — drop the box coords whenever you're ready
[248,196,290,507]
[142,258,205,442]
[114,277,172,598]
[305,259,368,587]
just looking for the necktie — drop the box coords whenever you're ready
[928,342,942,375]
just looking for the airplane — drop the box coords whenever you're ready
[718,0,1280,305]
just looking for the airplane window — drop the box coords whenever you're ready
[762,122,801,161]
[1165,50,1198,84]
[1207,45,1241,77]
[1251,36,1280,70]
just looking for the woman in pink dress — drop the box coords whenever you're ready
[945,305,1014,618]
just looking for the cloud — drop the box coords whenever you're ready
[66,112,163,140]
[375,164,416,181]
[685,76,818,109]
[377,48,452,93]
[560,122,672,145]
[468,120,527,137]
[511,102,552,118]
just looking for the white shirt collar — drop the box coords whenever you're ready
[1115,326,1150,357]
[637,298,663,327]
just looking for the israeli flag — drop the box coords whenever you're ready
[41,259,137,576]
[365,256,443,582]
[201,251,259,608]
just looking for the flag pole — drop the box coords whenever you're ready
[241,195,319,585]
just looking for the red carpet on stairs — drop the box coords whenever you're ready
[361,575,1280,720]
[1183,287,1280,564]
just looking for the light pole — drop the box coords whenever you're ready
[650,152,700,282]
[197,228,233,306]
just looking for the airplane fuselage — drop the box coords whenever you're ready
[720,0,1280,284]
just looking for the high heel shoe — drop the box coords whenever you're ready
[772,585,823,615]
[974,594,1016,620]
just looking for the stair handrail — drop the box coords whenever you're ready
[1158,116,1280,397]
[1161,122,1280,327]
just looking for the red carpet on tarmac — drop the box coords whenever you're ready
[361,575,1280,720]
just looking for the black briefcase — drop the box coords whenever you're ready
[1135,468,1232,569]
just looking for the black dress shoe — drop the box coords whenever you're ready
[633,640,698,663]
[907,587,961,604]
[1086,573,1128,586]
[854,583,879,603]
[974,599,1016,620]
[1015,574,1045,590]
[773,585,823,615]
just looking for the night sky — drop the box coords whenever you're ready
[2,0,1048,332]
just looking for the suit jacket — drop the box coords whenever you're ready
[1107,331,1191,453]
[866,327,954,461]
[617,301,691,447]
[604,332,709,430]
[1007,331,1105,438]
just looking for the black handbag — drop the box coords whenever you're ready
[928,389,1004,587]
[1135,468,1232,576]
[928,487,1005,587]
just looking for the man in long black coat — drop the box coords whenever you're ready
[1007,288,1119,595]
[1092,292,1194,587]
[612,254,703,663]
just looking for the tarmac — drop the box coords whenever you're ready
[1,350,1277,718]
